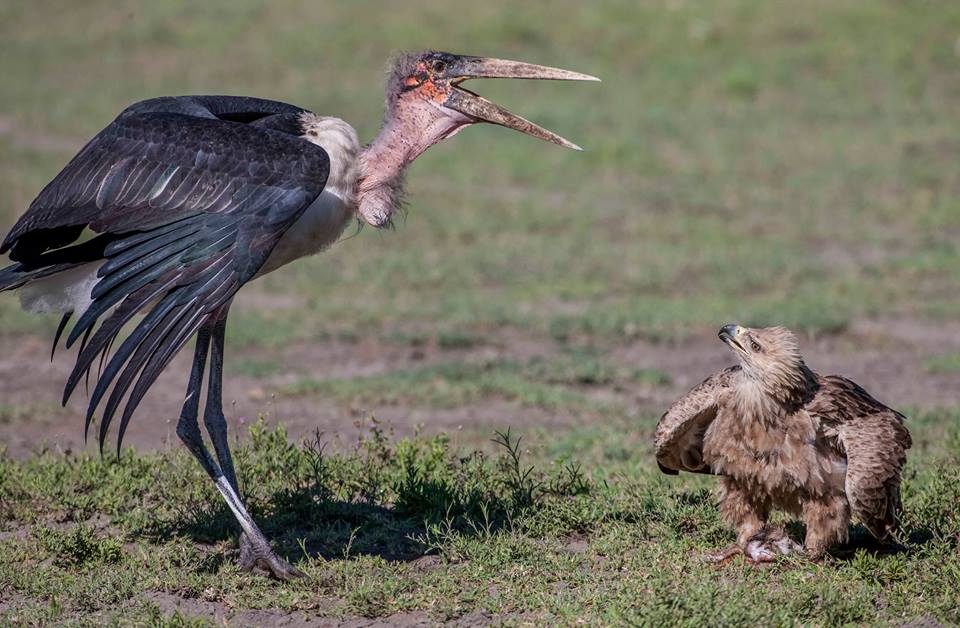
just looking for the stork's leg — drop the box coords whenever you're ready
[204,317,238,493]
[200,314,305,580]
[176,321,304,580]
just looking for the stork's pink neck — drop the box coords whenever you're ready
[355,102,471,227]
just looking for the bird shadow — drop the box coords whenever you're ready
[133,425,574,570]
[140,479,521,567]
[782,521,933,560]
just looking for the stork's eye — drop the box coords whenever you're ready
[750,341,762,352]
[431,59,447,73]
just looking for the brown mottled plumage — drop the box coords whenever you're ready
[654,324,911,561]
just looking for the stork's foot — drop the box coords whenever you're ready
[239,531,306,580]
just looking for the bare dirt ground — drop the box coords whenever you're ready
[138,592,456,627]
[0,317,957,459]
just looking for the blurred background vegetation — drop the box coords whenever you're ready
[1,0,958,345]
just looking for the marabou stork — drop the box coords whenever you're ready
[0,51,597,579]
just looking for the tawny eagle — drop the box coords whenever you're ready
[654,325,911,562]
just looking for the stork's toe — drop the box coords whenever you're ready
[239,531,306,580]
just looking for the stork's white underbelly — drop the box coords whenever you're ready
[20,262,101,315]
[18,188,353,316]
[256,187,353,277]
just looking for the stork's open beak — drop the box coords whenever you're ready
[719,324,747,353]
[442,56,599,151]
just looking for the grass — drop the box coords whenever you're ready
[923,352,960,375]
[281,354,669,410]
[1,413,959,625]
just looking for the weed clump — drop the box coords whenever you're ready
[33,524,123,567]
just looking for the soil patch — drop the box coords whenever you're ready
[0,317,956,458]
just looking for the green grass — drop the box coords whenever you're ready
[923,352,960,375]
[1,413,959,625]
[281,355,669,410]
[225,356,287,379]
[0,403,68,426]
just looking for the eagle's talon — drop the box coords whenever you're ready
[703,543,743,564]
[745,540,780,563]
[743,526,803,563]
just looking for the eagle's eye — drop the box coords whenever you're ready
[750,341,762,352]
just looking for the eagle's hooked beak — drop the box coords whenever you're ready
[719,324,747,354]
[441,56,600,151]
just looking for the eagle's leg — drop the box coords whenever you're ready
[706,477,773,563]
[176,321,303,581]
[719,478,770,545]
[802,494,849,558]
[199,313,306,581]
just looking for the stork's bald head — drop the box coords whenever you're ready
[357,50,597,228]
[385,50,595,151]
[719,324,814,405]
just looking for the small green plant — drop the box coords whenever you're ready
[492,428,541,510]
[32,524,123,567]
[0,410,958,625]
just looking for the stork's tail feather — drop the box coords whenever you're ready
[0,233,114,292]
[0,261,82,293]
[3,212,243,453]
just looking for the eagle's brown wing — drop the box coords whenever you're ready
[808,375,912,540]
[654,366,739,475]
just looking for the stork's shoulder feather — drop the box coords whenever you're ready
[2,95,330,261]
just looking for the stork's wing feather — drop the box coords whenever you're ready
[1,95,313,260]
[808,375,912,540]
[654,366,739,475]
[0,96,329,452]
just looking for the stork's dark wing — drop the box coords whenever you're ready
[1,95,313,260]
[0,96,328,451]
[653,366,738,475]
[808,375,912,540]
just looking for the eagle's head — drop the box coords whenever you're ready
[718,324,816,407]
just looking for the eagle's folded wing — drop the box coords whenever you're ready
[654,366,739,475]
[809,375,912,539]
